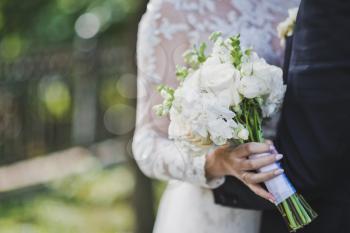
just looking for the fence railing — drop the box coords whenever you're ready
[0,43,135,165]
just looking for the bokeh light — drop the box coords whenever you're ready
[75,12,101,39]
[104,104,136,135]
[38,76,71,119]
[0,35,23,61]
[116,73,137,99]
[99,77,128,109]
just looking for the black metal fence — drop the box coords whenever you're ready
[0,42,136,165]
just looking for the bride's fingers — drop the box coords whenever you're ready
[265,139,273,145]
[248,184,275,203]
[234,143,270,158]
[241,154,283,171]
[241,169,284,184]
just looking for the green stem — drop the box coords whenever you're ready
[282,200,297,229]
[291,195,306,224]
[295,195,312,223]
[241,99,264,143]
[236,99,317,232]
[299,195,318,218]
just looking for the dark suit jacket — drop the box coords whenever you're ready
[213,1,350,232]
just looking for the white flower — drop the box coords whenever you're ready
[239,75,269,99]
[169,70,208,140]
[237,128,249,141]
[211,37,232,64]
[168,107,192,139]
[206,104,237,145]
[168,66,241,146]
[238,51,285,117]
[261,67,286,117]
[239,63,270,99]
[241,52,260,76]
[239,57,283,100]
[200,60,242,107]
[156,33,287,154]
[160,89,171,99]
[277,7,299,46]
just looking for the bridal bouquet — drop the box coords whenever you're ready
[154,32,317,232]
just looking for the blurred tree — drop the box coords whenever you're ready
[0,0,144,60]
[0,1,156,233]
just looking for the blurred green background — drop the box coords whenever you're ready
[0,0,162,232]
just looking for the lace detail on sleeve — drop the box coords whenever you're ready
[133,0,299,188]
[133,1,224,188]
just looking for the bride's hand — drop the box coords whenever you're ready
[205,142,283,202]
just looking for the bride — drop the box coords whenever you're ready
[133,0,299,232]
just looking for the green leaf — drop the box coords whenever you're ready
[230,34,243,69]
[156,85,174,95]
[245,48,252,56]
[154,84,175,116]
[197,42,207,63]
[183,42,207,68]
[209,31,222,42]
[175,65,189,81]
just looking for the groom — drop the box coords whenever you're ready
[214,1,350,232]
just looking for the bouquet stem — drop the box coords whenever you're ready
[235,99,318,232]
[277,193,317,232]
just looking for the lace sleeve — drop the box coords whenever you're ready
[132,1,224,188]
[132,0,300,188]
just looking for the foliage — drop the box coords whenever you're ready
[0,0,143,61]
[0,0,146,161]
[0,165,135,233]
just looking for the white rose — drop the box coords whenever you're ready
[200,62,241,107]
[261,67,286,117]
[253,60,282,85]
[239,60,283,99]
[239,75,269,99]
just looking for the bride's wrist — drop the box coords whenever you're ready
[205,150,224,180]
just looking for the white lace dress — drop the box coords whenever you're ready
[133,0,299,232]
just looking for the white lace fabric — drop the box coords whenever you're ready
[133,0,298,188]
[133,1,299,232]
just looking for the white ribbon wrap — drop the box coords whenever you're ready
[250,153,296,205]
